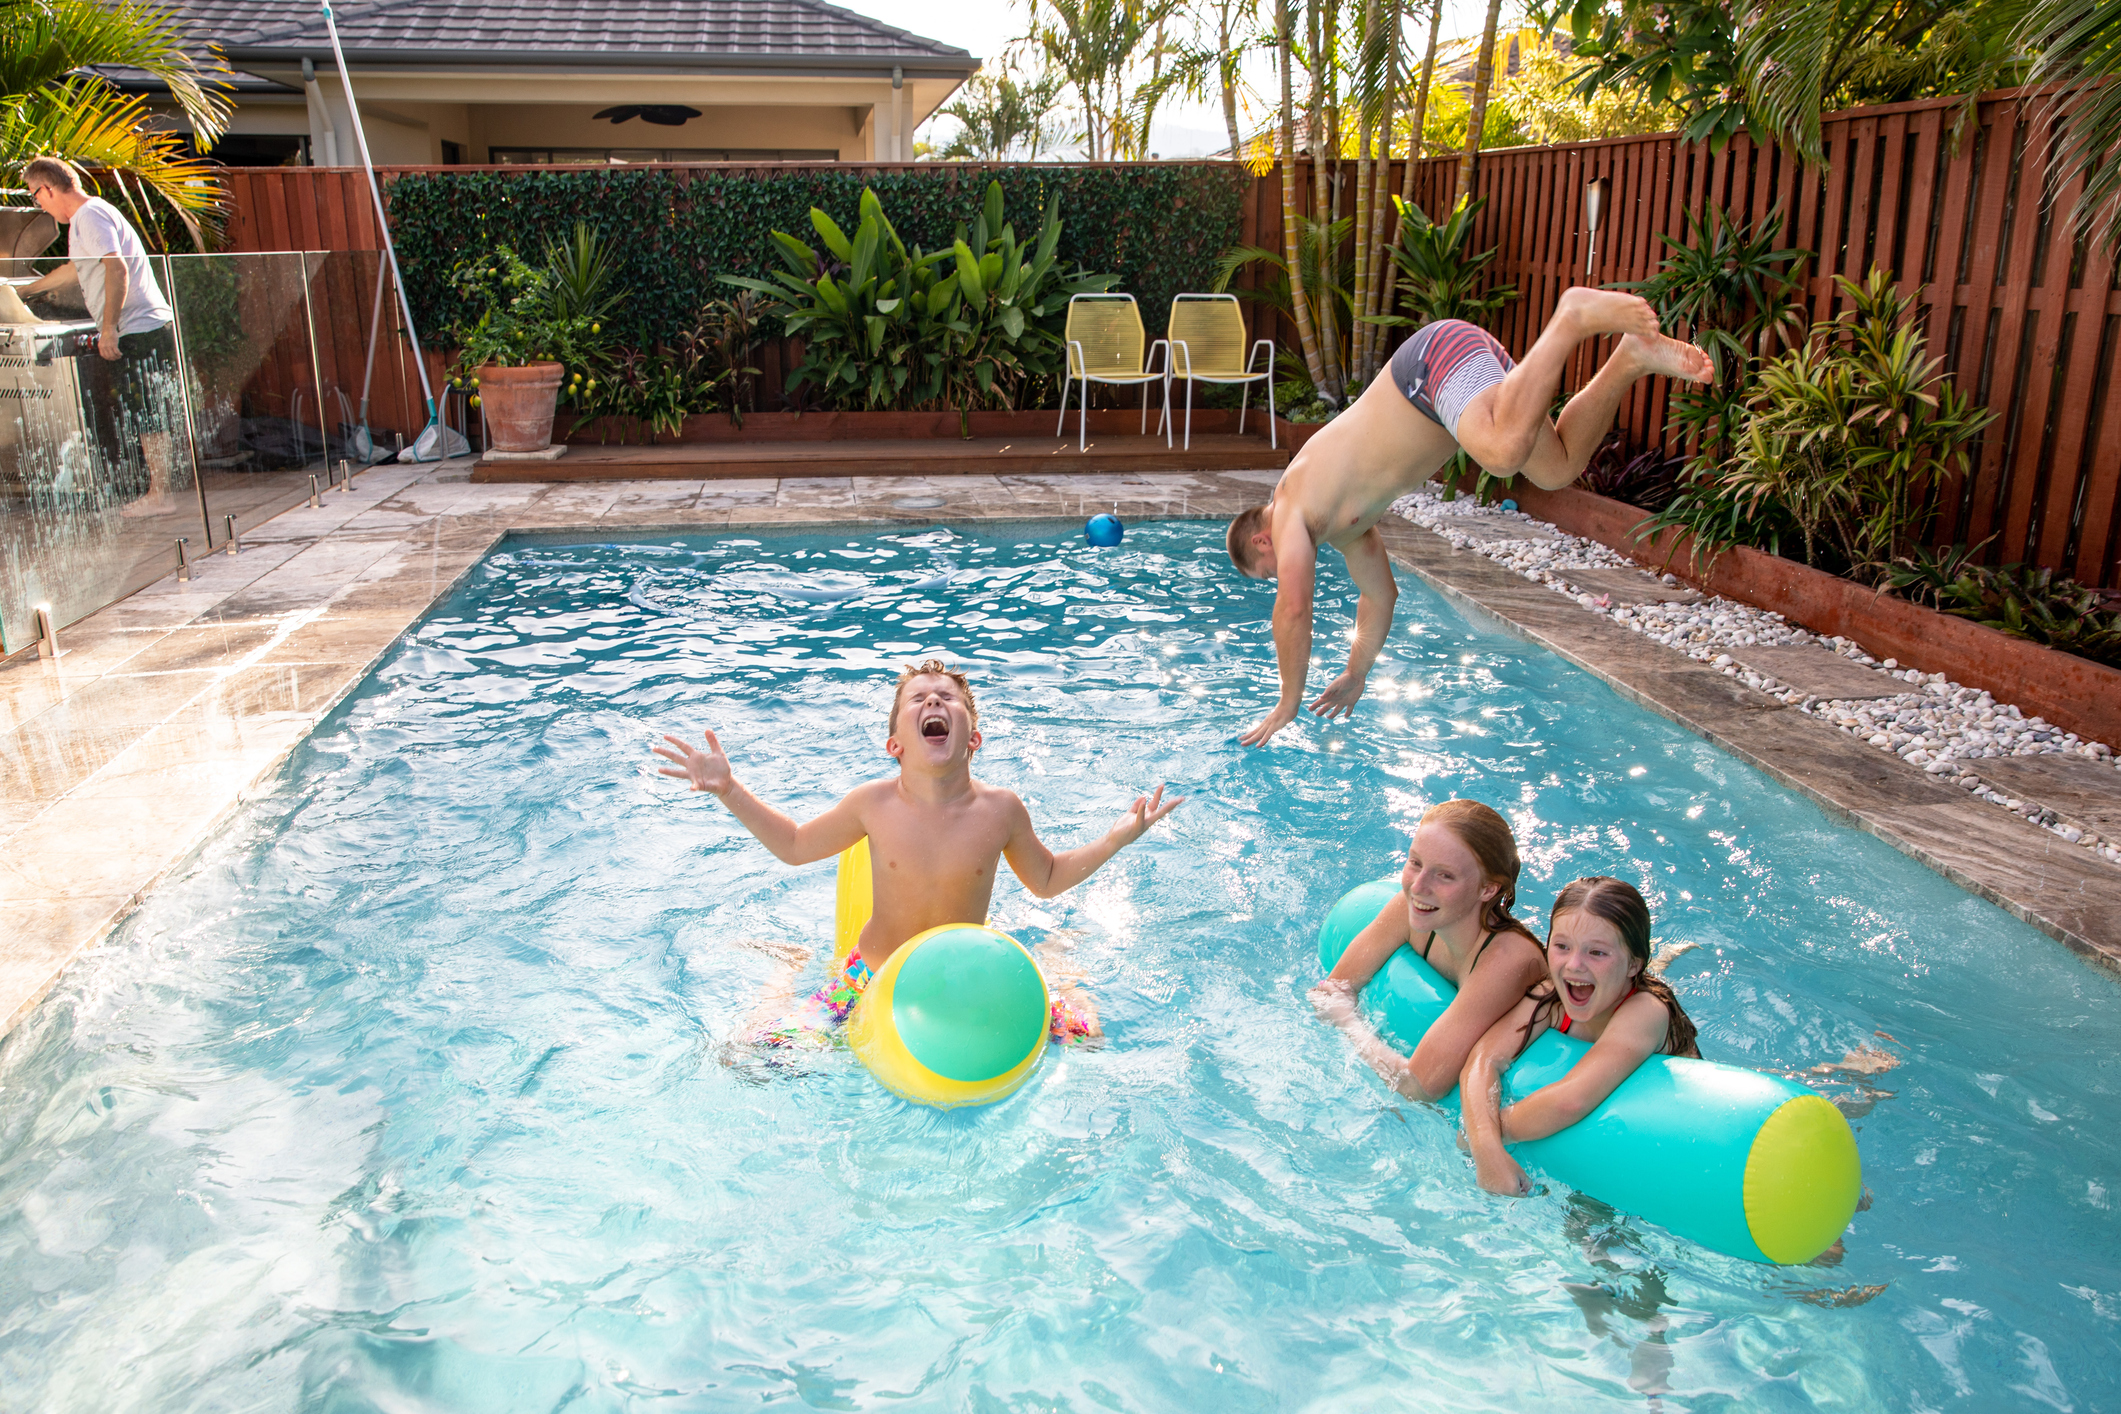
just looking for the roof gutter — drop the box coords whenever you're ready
[221,44,979,77]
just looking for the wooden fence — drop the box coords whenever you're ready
[1252,87,2121,590]
[216,86,2121,587]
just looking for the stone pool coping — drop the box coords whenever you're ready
[2,462,2115,1043]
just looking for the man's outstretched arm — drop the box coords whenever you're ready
[1307,526,1397,721]
[1239,515,1319,747]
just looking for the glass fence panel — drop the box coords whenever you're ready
[0,256,203,653]
[172,250,335,553]
[0,248,431,657]
[306,249,423,466]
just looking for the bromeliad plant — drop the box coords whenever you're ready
[574,298,759,443]
[1372,195,1518,331]
[1624,204,1807,462]
[1654,270,1993,578]
[1888,545,2121,668]
[1625,203,1810,560]
[726,181,1118,425]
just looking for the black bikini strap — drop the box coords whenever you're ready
[1418,931,1436,961]
[1467,929,1497,971]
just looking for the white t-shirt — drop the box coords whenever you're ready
[67,196,173,335]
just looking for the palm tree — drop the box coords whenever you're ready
[1208,0,1263,157]
[1,0,231,249]
[2020,0,2121,244]
[1029,0,1183,160]
[934,67,1066,160]
[1735,0,2024,161]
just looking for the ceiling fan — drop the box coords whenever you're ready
[593,104,702,127]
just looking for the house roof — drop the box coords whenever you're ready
[163,0,979,76]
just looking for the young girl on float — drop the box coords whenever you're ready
[1310,800,1549,1098]
[1458,876,1700,1196]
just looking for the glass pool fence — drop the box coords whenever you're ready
[0,248,462,657]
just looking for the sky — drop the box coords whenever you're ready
[836,0,1517,158]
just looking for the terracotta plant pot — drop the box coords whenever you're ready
[476,362,563,452]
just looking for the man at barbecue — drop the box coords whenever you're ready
[19,156,180,516]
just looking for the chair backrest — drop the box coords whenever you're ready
[1166,293,1252,377]
[1064,294,1146,377]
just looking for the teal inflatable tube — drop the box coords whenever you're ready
[1319,879,1862,1264]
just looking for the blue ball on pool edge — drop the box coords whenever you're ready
[1085,513,1124,547]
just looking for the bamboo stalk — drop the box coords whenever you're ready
[1279,0,1327,396]
[1404,0,1443,218]
[1364,0,1401,380]
[1455,0,1506,209]
[1351,0,1379,388]
[1310,0,1345,400]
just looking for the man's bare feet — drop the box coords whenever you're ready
[1617,332,1714,383]
[1556,287,1662,341]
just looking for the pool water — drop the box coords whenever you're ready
[3,521,2117,1412]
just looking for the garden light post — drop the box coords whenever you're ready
[1584,177,1610,283]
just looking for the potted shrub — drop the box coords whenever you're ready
[446,224,616,452]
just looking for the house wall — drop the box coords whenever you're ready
[229,58,968,167]
[224,98,312,136]
[468,104,862,160]
[296,80,470,165]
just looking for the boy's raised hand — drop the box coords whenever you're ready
[1112,784,1186,845]
[654,729,733,796]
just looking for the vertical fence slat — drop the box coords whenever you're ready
[1962,98,2031,554]
[1997,106,2069,564]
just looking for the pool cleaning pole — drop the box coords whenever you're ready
[320,1,439,441]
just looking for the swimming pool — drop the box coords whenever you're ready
[2,519,2115,1410]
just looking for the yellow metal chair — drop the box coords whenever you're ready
[1057,294,1171,451]
[1166,293,1276,450]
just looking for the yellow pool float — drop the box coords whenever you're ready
[833,838,1051,1109]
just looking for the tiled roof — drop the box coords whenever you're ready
[164,0,976,69]
[86,61,296,93]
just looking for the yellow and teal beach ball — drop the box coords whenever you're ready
[846,924,1050,1109]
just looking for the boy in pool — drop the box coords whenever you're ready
[653,659,1184,1044]
[1224,291,1714,746]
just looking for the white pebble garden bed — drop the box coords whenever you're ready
[1391,488,2121,867]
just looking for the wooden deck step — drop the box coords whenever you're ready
[471,433,1291,483]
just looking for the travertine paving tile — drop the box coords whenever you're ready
[1552,567,1705,606]
[0,895,130,1033]
[1730,644,1908,701]
[775,477,858,507]
[1974,755,2121,836]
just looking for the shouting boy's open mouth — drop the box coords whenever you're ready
[920,713,950,741]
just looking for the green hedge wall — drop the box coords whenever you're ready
[383,165,1250,352]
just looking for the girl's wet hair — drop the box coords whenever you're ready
[888,658,978,738]
[1417,799,1532,940]
[1528,876,1700,1059]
